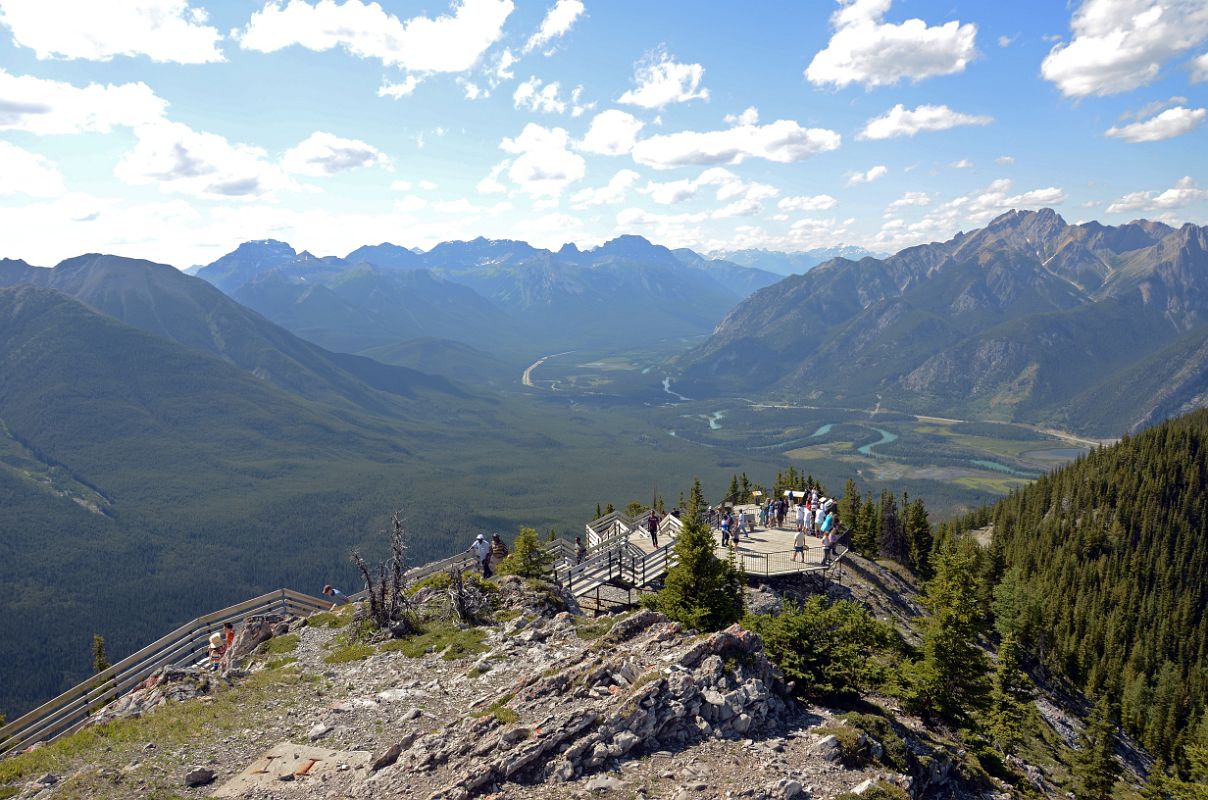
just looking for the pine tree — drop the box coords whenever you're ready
[1074,694,1122,800]
[879,490,908,564]
[988,633,1033,755]
[604,502,615,515]
[905,497,934,578]
[854,497,880,557]
[739,473,751,503]
[496,527,554,579]
[644,478,743,631]
[595,503,602,519]
[727,474,740,504]
[906,537,990,724]
[92,634,110,674]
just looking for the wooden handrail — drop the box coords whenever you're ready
[0,588,330,758]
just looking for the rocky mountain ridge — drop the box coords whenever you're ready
[677,209,1208,436]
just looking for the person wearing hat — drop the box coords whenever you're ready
[322,584,350,610]
[207,631,225,671]
[469,534,493,578]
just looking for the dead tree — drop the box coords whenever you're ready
[351,510,417,636]
[447,567,490,624]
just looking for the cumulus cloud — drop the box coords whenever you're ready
[640,167,777,207]
[115,121,293,200]
[806,0,977,88]
[569,168,640,208]
[1041,0,1208,97]
[0,0,223,63]
[476,160,509,194]
[378,75,420,98]
[513,76,566,113]
[238,0,513,72]
[524,0,584,54]
[0,140,65,197]
[858,103,992,139]
[632,118,841,170]
[0,68,167,134]
[887,191,931,209]
[778,194,838,212]
[1105,105,1206,142]
[495,123,585,197]
[1194,51,1208,81]
[1106,175,1208,212]
[282,131,390,176]
[949,159,973,169]
[577,109,644,155]
[996,155,1015,165]
[618,48,709,109]
[847,164,888,185]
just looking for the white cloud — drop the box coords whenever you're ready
[378,75,419,98]
[476,160,510,194]
[0,140,65,197]
[724,107,759,126]
[640,167,777,207]
[887,191,931,209]
[0,68,167,134]
[524,0,584,54]
[847,164,888,185]
[569,86,593,117]
[805,0,977,88]
[577,109,644,155]
[1041,0,1208,97]
[996,155,1015,165]
[282,131,390,176]
[460,79,485,100]
[0,0,223,63]
[1106,176,1208,212]
[115,121,292,200]
[712,198,764,219]
[1105,105,1206,142]
[419,179,438,190]
[778,194,839,212]
[949,158,973,169]
[617,49,709,109]
[1194,51,1208,81]
[493,48,517,81]
[496,123,585,197]
[569,168,640,208]
[614,206,708,248]
[394,194,427,212]
[238,0,513,72]
[858,103,992,140]
[632,118,841,170]
[998,35,1015,47]
[513,76,566,113]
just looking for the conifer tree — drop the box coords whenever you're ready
[854,496,880,557]
[838,479,861,529]
[497,527,554,578]
[988,633,1033,755]
[727,474,740,503]
[905,496,934,578]
[906,536,990,724]
[595,503,602,519]
[739,473,751,503]
[1074,694,1122,800]
[879,490,908,564]
[644,478,743,631]
[92,634,110,674]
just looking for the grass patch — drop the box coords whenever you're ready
[323,643,375,664]
[259,634,299,655]
[473,693,518,725]
[0,788,19,799]
[494,609,521,622]
[573,616,616,640]
[378,624,487,661]
[0,669,303,787]
[306,608,353,628]
[265,656,297,670]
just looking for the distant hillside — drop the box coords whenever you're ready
[707,245,885,275]
[195,235,780,354]
[677,209,1208,436]
[989,407,1208,763]
[0,254,462,416]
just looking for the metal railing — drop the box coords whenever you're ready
[0,588,330,758]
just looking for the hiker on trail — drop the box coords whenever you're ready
[737,508,748,540]
[776,498,786,528]
[575,536,587,564]
[322,584,350,609]
[802,504,815,538]
[223,621,236,652]
[490,533,509,567]
[647,510,660,548]
[822,520,839,564]
[470,534,492,578]
[207,632,225,671]
[792,528,806,562]
[720,511,731,547]
[795,501,806,533]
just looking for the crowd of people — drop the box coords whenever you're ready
[697,489,843,563]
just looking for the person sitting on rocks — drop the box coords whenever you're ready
[322,584,350,610]
[207,632,225,671]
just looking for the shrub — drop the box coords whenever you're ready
[378,623,487,660]
[842,712,908,770]
[323,643,375,664]
[259,634,299,655]
[306,610,351,628]
[744,596,901,700]
[496,528,554,579]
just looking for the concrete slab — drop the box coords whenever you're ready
[212,741,371,798]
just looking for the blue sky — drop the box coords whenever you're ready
[0,0,1206,267]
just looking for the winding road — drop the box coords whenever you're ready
[521,351,574,388]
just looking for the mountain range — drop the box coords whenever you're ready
[706,245,885,276]
[192,235,782,362]
[676,209,1208,436]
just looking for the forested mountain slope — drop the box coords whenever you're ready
[990,407,1208,763]
[677,209,1208,436]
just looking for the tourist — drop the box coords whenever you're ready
[490,533,509,568]
[575,536,587,564]
[322,584,350,609]
[207,632,225,671]
[792,528,806,562]
[720,511,731,547]
[647,510,660,548]
[470,533,493,578]
[795,500,806,533]
[223,621,236,652]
